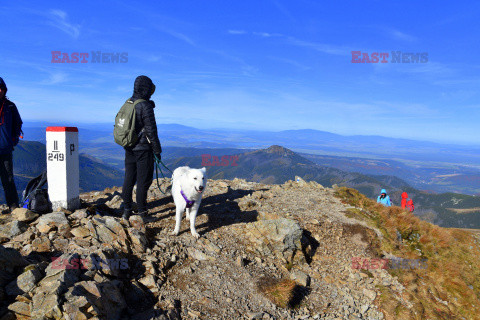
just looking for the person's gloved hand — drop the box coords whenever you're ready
[154,153,161,161]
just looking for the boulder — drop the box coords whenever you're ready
[11,208,39,222]
[128,215,145,232]
[31,291,63,319]
[37,253,81,294]
[7,301,31,317]
[62,302,89,320]
[69,280,127,319]
[127,228,148,253]
[295,176,306,185]
[31,236,51,252]
[139,275,159,295]
[0,221,27,238]
[87,249,129,278]
[290,270,310,286]
[88,217,128,250]
[30,254,82,319]
[12,228,34,243]
[36,212,70,234]
[70,227,90,238]
[245,218,303,264]
[105,217,129,246]
[17,266,43,293]
[187,248,213,261]
[106,195,123,210]
[89,218,116,243]
[70,209,88,220]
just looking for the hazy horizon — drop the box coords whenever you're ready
[21,120,480,148]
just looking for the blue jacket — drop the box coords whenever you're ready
[0,98,22,154]
[377,193,392,206]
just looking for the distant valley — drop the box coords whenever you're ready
[14,123,480,228]
[21,122,480,195]
[162,145,480,229]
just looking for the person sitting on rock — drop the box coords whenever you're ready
[377,189,392,207]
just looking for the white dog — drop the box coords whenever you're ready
[171,166,207,238]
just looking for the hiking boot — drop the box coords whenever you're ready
[9,204,19,213]
[122,209,132,220]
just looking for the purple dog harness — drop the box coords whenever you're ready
[180,189,195,208]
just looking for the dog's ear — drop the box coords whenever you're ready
[201,167,207,174]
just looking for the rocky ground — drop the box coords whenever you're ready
[0,178,410,319]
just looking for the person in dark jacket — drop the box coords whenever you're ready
[0,77,22,212]
[121,75,162,219]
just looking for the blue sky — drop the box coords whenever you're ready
[1,1,479,145]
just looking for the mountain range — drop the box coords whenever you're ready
[163,145,480,229]
[22,122,480,195]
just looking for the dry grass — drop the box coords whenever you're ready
[447,207,480,214]
[257,277,297,308]
[335,187,480,319]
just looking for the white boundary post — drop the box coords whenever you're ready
[46,127,80,211]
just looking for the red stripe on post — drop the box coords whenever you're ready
[46,127,79,132]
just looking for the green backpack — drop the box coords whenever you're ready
[113,99,145,147]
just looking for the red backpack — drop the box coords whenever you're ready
[406,199,414,212]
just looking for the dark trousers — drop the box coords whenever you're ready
[0,153,19,208]
[121,149,154,213]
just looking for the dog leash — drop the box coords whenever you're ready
[155,155,173,174]
[153,154,173,195]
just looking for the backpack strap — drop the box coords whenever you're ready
[130,99,147,136]
[127,98,146,106]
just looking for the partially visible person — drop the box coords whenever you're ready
[121,75,162,219]
[377,189,392,207]
[0,77,22,212]
[406,199,414,212]
[401,191,408,209]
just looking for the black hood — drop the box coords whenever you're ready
[0,77,6,96]
[132,75,155,100]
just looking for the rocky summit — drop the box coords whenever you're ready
[0,178,479,320]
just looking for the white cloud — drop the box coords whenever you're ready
[286,37,348,56]
[47,9,80,38]
[162,28,195,46]
[253,32,282,38]
[228,29,247,35]
[41,72,68,85]
[389,29,417,42]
